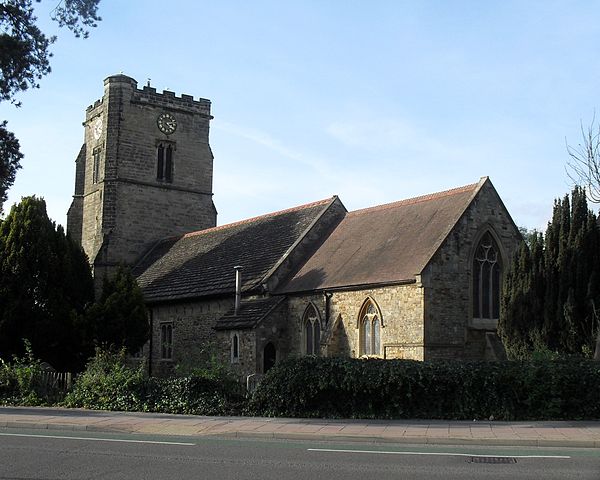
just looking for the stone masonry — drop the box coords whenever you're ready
[421,180,520,360]
[67,74,217,280]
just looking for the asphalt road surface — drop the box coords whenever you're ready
[1,427,599,480]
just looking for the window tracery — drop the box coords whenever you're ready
[303,304,320,355]
[359,300,381,356]
[473,232,502,320]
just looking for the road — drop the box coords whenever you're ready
[1,427,599,480]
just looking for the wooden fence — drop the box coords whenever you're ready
[36,371,72,399]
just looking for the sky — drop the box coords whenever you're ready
[3,0,600,230]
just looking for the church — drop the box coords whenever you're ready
[67,75,521,379]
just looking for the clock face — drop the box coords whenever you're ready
[157,113,177,135]
[92,117,102,140]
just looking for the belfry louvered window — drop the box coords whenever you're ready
[156,143,174,182]
[473,232,502,320]
[92,148,101,184]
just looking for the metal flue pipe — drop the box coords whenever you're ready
[234,265,243,315]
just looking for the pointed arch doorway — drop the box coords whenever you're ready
[263,342,276,373]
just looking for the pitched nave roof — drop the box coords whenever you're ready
[133,197,339,302]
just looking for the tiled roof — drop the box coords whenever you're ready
[134,198,336,302]
[279,179,485,292]
[214,296,286,330]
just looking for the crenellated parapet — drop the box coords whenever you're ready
[85,74,212,118]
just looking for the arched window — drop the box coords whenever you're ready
[359,299,381,356]
[160,322,173,360]
[303,304,320,355]
[473,232,502,320]
[263,342,276,373]
[231,333,239,363]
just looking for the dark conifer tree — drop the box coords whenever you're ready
[500,187,600,358]
[85,266,149,354]
[0,196,94,370]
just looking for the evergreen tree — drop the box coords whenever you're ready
[0,196,94,370]
[500,187,600,358]
[0,1,102,212]
[499,231,545,357]
[85,266,149,354]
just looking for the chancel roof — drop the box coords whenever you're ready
[279,179,485,293]
[134,198,337,302]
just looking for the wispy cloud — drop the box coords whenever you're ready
[215,120,331,175]
[326,117,470,163]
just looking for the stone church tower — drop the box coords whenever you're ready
[67,74,217,278]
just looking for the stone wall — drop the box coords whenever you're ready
[422,179,521,360]
[284,283,426,361]
[214,328,257,380]
[148,297,233,377]
[149,296,292,380]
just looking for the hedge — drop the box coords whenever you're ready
[248,357,600,420]
[6,351,600,420]
[63,350,245,415]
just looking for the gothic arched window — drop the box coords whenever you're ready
[359,299,381,356]
[157,143,174,182]
[303,304,320,355]
[231,333,239,363]
[473,232,502,320]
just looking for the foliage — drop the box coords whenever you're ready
[566,118,600,204]
[0,196,94,371]
[0,121,22,214]
[63,348,146,411]
[50,0,101,38]
[248,357,600,420]
[0,0,101,104]
[144,376,244,416]
[0,340,44,405]
[0,0,101,212]
[499,187,600,358]
[175,340,239,392]
[85,266,149,354]
[64,348,244,415]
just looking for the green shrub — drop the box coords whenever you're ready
[64,348,245,415]
[146,376,245,416]
[0,341,45,405]
[248,357,600,420]
[63,348,146,411]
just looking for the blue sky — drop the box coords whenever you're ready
[2,0,600,230]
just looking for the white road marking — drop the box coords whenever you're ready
[0,432,195,446]
[308,448,571,459]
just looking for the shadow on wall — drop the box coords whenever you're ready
[327,316,351,357]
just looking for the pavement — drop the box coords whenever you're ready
[1,406,599,448]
